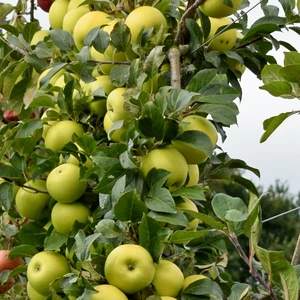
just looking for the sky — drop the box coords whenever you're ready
[2,0,300,195]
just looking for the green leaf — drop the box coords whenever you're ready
[169,229,216,244]
[222,158,260,178]
[110,65,130,87]
[145,187,176,213]
[17,222,47,248]
[184,211,225,229]
[0,182,14,211]
[143,46,165,78]
[166,89,195,114]
[0,4,14,20]
[187,69,218,93]
[22,22,40,44]
[279,64,300,82]
[95,219,123,238]
[283,51,300,65]
[185,18,203,53]
[260,81,293,97]
[114,189,148,222]
[89,28,110,53]
[171,186,206,201]
[228,283,251,300]
[50,29,74,51]
[44,233,69,250]
[148,211,189,227]
[110,20,131,52]
[15,119,43,138]
[9,244,38,258]
[0,163,23,180]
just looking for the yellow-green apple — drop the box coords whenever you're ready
[176,197,200,230]
[226,57,246,74]
[51,201,91,234]
[41,107,60,139]
[68,0,85,10]
[89,47,114,75]
[186,164,199,187]
[90,284,128,300]
[49,0,69,29]
[104,244,155,294]
[27,251,70,296]
[0,250,23,273]
[200,0,242,18]
[172,115,218,164]
[30,30,50,46]
[73,11,111,50]
[103,113,127,142]
[142,73,160,94]
[182,274,208,291]
[27,281,46,300]
[125,6,167,43]
[37,67,65,90]
[140,147,188,192]
[46,163,87,203]
[62,143,92,168]
[44,120,85,153]
[15,179,50,220]
[151,259,184,297]
[106,87,129,122]
[63,5,90,34]
[206,17,237,51]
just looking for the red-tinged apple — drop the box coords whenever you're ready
[0,278,15,294]
[51,201,91,234]
[186,164,200,187]
[27,251,70,296]
[46,163,87,203]
[90,284,128,300]
[3,110,19,122]
[62,5,90,34]
[176,197,200,230]
[73,11,111,50]
[15,179,51,220]
[172,115,218,164]
[37,0,54,12]
[27,281,46,300]
[44,120,85,153]
[182,274,208,291]
[152,259,184,297]
[106,87,129,122]
[104,244,155,294]
[0,250,23,273]
[103,113,127,142]
[49,0,69,29]
[125,6,167,44]
[140,147,188,192]
[200,0,242,18]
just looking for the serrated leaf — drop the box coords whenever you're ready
[166,89,195,114]
[145,187,176,213]
[187,69,218,93]
[50,29,74,51]
[110,20,131,52]
[143,46,165,78]
[95,219,122,238]
[110,65,130,87]
[9,244,38,258]
[148,211,189,227]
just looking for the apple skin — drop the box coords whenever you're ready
[3,110,35,123]
[51,201,91,234]
[15,179,51,220]
[103,113,127,142]
[182,274,207,291]
[0,278,15,294]
[44,120,85,153]
[151,259,184,297]
[27,281,46,300]
[49,0,69,29]
[172,115,218,165]
[176,197,199,230]
[30,30,50,46]
[0,250,23,273]
[200,0,242,18]
[27,251,71,296]
[37,0,54,12]
[106,87,129,122]
[90,284,128,300]
[46,163,87,204]
[125,6,167,43]
[186,164,199,187]
[68,0,86,11]
[62,5,90,34]
[140,147,188,192]
[104,244,155,294]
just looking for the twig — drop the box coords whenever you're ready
[291,234,300,266]
[30,0,35,22]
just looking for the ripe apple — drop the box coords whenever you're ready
[104,244,155,294]
[0,278,15,294]
[182,274,207,291]
[44,120,85,153]
[103,113,127,142]
[73,11,111,50]
[90,284,128,300]
[3,110,19,122]
[206,17,237,51]
[151,259,184,297]
[62,5,90,34]
[15,179,51,220]
[176,197,200,230]
[49,0,69,29]
[37,67,65,90]
[0,250,23,273]
[86,75,115,97]
[227,57,246,74]
[30,30,50,46]
[200,0,242,18]
[27,251,71,296]
[37,0,54,12]
[68,0,85,11]
[46,163,87,203]
[51,201,91,234]
[186,164,200,187]
[106,87,129,122]
[140,147,188,192]
[172,115,218,164]
[41,107,60,139]
[125,6,167,43]
[27,281,46,300]
[89,47,114,75]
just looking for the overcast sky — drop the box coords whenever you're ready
[2,0,300,195]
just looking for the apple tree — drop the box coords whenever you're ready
[0,0,299,299]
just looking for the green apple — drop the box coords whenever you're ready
[125,6,167,43]
[49,0,69,29]
[73,11,111,50]
[86,75,115,96]
[200,0,242,18]
[30,30,50,46]
[186,164,200,187]
[62,143,93,168]
[37,67,65,90]
[227,57,246,74]
[44,120,85,153]
[182,274,207,291]
[103,113,127,142]
[90,284,128,300]
[63,5,90,34]
[151,259,184,297]
[106,87,129,122]
[27,281,46,300]
[15,179,50,220]
[51,201,91,234]
[104,244,155,294]
[46,163,87,203]
[27,251,70,296]
[206,17,237,51]
[68,0,85,11]
[172,115,218,164]
[140,147,188,192]
[176,197,200,230]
